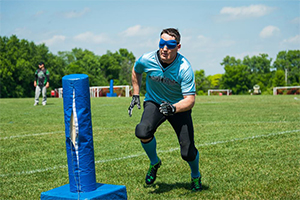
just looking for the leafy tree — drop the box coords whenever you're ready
[194,69,210,95]
[273,50,300,85]
[221,59,252,94]
[1,35,136,98]
[2,34,298,98]
[221,55,242,66]
[0,35,53,97]
[99,52,120,82]
[114,48,135,85]
[207,74,222,88]
[220,54,277,94]
[57,48,135,87]
[243,54,273,91]
[243,54,272,74]
[272,69,285,86]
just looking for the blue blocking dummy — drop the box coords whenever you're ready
[41,74,127,200]
[106,79,117,97]
[62,74,96,192]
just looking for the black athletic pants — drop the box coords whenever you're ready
[135,101,198,162]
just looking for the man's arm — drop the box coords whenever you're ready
[173,95,195,113]
[128,67,142,117]
[159,95,195,116]
[46,70,50,88]
[132,67,142,95]
[34,70,37,87]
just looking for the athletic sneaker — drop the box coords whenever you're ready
[145,159,161,185]
[191,177,202,191]
[34,102,38,106]
[42,102,46,106]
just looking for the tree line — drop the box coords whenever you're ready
[0,35,299,98]
[0,35,135,98]
[195,50,299,95]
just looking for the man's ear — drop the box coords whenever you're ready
[177,44,181,51]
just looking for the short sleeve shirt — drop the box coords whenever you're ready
[134,50,195,104]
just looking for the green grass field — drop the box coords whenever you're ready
[1,95,299,200]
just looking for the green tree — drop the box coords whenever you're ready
[207,74,222,88]
[99,52,120,82]
[194,69,210,95]
[0,35,136,97]
[221,55,242,66]
[113,48,135,85]
[243,54,273,92]
[243,54,272,74]
[273,50,300,85]
[220,56,252,94]
[272,69,285,86]
[0,35,53,97]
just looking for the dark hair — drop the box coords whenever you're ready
[160,28,181,44]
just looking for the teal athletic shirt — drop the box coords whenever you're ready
[134,50,196,105]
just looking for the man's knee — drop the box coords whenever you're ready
[135,122,153,140]
[181,146,197,162]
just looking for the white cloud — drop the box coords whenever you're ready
[291,17,300,24]
[220,4,275,20]
[186,35,213,52]
[197,35,211,44]
[234,51,261,60]
[74,32,108,44]
[13,27,32,37]
[34,11,45,17]
[121,25,156,37]
[40,35,66,46]
[63,7,90,19]
[282,35,300,44]
[196,35,235,47]
[259,25,280,38]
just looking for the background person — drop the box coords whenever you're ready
[128,28,202,191]
[34,62,50,106]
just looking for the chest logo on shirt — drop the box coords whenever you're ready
[149,75,178,85]
[38,71,45,78]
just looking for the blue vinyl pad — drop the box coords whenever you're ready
[41,183,127,200]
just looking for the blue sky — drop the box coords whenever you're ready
[1,0,299,75]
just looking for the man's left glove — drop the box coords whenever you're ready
[128,95,141,117]
[159,101,176,116]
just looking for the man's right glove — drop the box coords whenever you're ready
[128,95,141,117]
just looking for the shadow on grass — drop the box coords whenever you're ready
[32,103,55,106]
[145,182,209,194]
[44,102,55,106]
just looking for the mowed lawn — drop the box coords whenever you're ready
[0,95,299,200]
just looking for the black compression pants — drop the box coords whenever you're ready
[135,101,198,162]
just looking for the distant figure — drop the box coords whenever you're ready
[128,28,202,191]
[34,62,50,106]
[253,85,261,95]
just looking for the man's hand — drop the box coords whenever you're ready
[159,101,176,116]
[128,95,141,117]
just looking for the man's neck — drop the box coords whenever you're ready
[157,51,170,68]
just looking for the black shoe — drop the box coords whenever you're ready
[191,177,202,191]
[145,159,161,185]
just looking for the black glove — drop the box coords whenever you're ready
[159,101,176,116]
[128,95,141,117]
